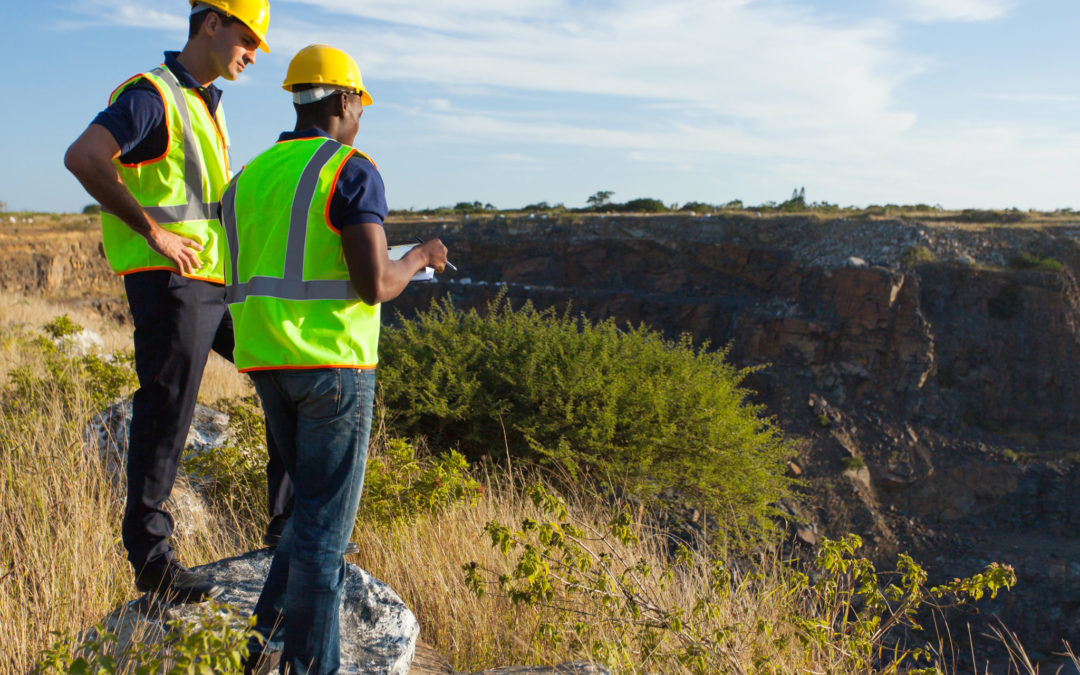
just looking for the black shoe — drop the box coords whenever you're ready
[243,648,281,675]
[134,559,224,603]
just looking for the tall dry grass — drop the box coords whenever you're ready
[0,289,1065,674]
[0,292,253,673]
[0,290,253,401]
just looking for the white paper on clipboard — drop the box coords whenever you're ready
[388,244,435,282]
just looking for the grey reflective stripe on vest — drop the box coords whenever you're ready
[221,177,241,301]
[222,139,357,304]
[104,66,215,224]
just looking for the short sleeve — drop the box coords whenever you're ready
[91,82,168,164]
[329,154,389,231]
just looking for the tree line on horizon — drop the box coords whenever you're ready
[388,188,1060,222]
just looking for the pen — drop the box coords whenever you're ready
[414,236,458,272]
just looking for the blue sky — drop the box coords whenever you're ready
[2,0,1078,212]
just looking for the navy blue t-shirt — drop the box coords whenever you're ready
[274,129,389,230]
[92,52,222,165]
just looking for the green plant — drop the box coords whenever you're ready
[360,434,482,527]
[901,245,937,268]
[840,456,865,471]
[465,486,1016,674]
[4,317,136,418]
[814,414,831,429]
[1009,252,1064,273]
[35,601,259,674]
[380,295,795,548]
[587,191,614,209]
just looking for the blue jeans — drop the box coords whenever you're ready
[249,368,375,675]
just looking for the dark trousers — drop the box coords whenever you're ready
[122,270,293,569]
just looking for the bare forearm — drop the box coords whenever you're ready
[66,153,155,236]
[342,224,447,305]
[64,124,204,274]
[64,125,155,237]
[369,247,429,303]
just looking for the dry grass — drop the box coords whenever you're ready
[0,292,252,673]
[0,367,249,674]
[0,288,1062,674]
[0,290,253,402]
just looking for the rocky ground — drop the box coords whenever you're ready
[6,212,1080,668]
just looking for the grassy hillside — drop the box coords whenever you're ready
[0,291,1045,674]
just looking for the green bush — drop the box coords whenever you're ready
[35,601,257,674]
[360,436,482,528]
[1010,252,1064,273]
[4,316,136,419]
[901,245,937,268]
[840,456,865,471]
[466,486,1016,674]
[379,296,795,546]
[618,198,668,213]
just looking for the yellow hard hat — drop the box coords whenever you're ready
[282,44,373,106]
[190,0,270,53]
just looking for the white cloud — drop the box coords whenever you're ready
[273,0,920,138]
[56,0,185,31]
[900,0,1012,22]
[981,92,1080,104]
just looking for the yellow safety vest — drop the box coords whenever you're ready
[220,137,381,371]
[100,64,231,282]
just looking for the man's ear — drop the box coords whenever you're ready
[335,91,350,117]
[202,10,221,37]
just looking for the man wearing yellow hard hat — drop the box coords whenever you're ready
[221,44,447,674]
[63,0,285,604]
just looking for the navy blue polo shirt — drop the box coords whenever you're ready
[276,129,388,229]
[92,52,222,165]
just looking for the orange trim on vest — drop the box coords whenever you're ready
[114,75,172,169]
[238,363,377,373]
[117,266,224,284]
[324,148,356,236]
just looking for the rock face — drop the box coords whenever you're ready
[98,549,419,674]
[379,215,1080,655]
[18,213,1080,659]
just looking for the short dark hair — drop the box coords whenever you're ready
[188,8,238,40]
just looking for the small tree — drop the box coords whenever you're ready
[586,190,614,209]
[622,197,667,213]
[82,203,101,215]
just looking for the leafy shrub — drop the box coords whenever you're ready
[619,198,668,213]
[4,316,136,418]
[901,245,937,268]
[360,434,482,527]
[35,601,258,674]
[466,486,1015,674]
[840,456,865,471]
[1009,252,1064,273]
[379,296,794,546]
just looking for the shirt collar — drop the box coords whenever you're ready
[163,51,222,95]
[277,128,333,143]
[163,51,222,113]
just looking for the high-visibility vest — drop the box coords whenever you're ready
[100,64,231,283]
[220,137,381,372]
